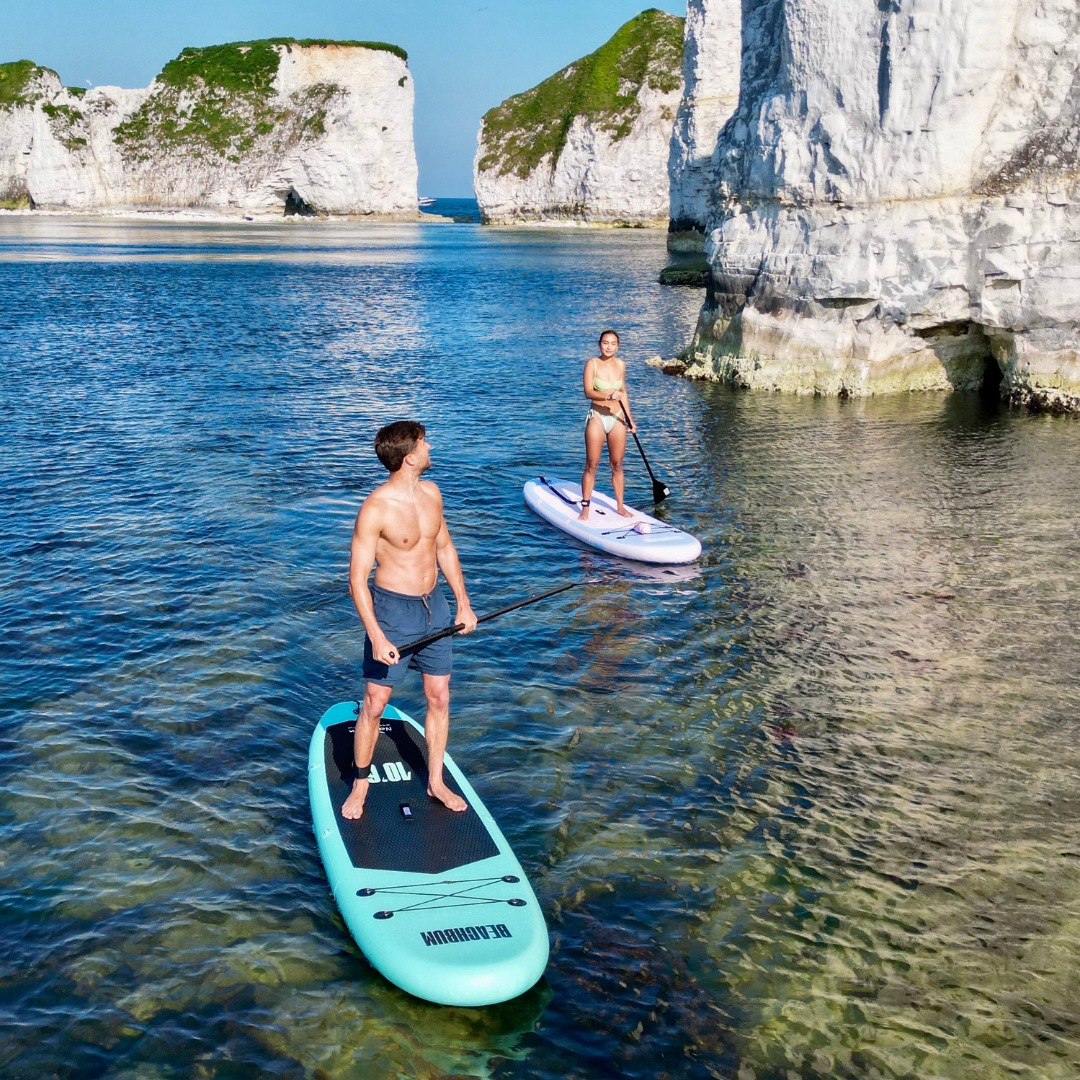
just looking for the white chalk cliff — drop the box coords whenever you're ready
[677,0,1080,411]
[666,0,741,250]
[473,10,684,226]
[0,40,418,216]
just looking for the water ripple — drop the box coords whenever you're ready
[1,218,1079,1079]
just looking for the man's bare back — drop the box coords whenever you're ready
[341,423,476,820]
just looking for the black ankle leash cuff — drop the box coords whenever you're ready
[355,764,372,781]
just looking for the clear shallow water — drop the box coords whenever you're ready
[2,217,1080,1080]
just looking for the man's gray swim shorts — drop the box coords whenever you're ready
[363,583,454,687]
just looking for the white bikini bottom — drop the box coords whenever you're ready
[585,409,620,435]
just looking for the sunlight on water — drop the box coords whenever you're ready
[2,217,1079,1079]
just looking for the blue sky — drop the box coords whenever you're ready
[5,0,686,197]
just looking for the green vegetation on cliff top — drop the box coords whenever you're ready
[113,38,404,164]
[282,39,407,61]
[477,9,683,179]
[153,38,405,95]
[0,60,58,111]
[2,36,402,117]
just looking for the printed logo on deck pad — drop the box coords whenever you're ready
[421,923,513,946]
[368,761,411,783]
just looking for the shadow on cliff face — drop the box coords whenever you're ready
[0,177,34,210]
[912,320,1003,396]
[979,345,1006,404]
[283,188,319,217]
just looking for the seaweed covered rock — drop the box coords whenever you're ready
[0,40,418,216]
[473,9,684,225]
[684,0,1080,411]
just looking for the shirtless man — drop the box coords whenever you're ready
[341,420,477,820]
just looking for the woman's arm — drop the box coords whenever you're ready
[582,357,623,404]
[613,363,637,432]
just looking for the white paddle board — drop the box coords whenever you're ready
[524,476,701,564]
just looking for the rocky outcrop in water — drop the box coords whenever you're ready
[678,0,1080,411]
[473,9,684,226]
[0,40,418,216]
[666,0,741,251]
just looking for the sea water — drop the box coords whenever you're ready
[2,215,1080,1080]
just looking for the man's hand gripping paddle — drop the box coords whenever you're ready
[396,580,595,658]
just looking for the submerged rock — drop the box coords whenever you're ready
[0,40,419,217]
[658,258,709,287]
[682,0,1080,411]
[666,0,741,252]
[473,9,684,226]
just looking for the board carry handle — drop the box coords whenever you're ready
[539,475,580,508]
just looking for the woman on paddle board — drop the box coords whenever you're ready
[578,330,637,521]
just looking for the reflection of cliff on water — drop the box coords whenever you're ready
[670,384,1080,1078]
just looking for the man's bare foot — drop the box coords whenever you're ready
[341,778,369,819]
[616,505,634,518]
[428,780,467,812]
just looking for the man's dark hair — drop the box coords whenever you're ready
[374,420,426,473]
[599,329,620,347]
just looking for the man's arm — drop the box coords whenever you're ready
[348,497,399,664]
[433,493,478,634]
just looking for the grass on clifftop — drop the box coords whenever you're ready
[154,38,406,94]
[0,60,58,111]
[477,8,683,179]
[154,40,285,96]
[278,39,407,61]
[113,38,403,164]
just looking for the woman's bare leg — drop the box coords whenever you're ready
[608,422,633,516]
[578,417,606,520]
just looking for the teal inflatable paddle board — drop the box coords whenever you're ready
[309,700,550,1006]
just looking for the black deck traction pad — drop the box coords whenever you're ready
[325,716,500,875]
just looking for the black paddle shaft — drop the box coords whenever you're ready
[620,406,671,503]
[395,580,588,658]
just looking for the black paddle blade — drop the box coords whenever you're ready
[653,479,671,503]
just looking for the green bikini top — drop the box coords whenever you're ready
[593,371,623,392]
